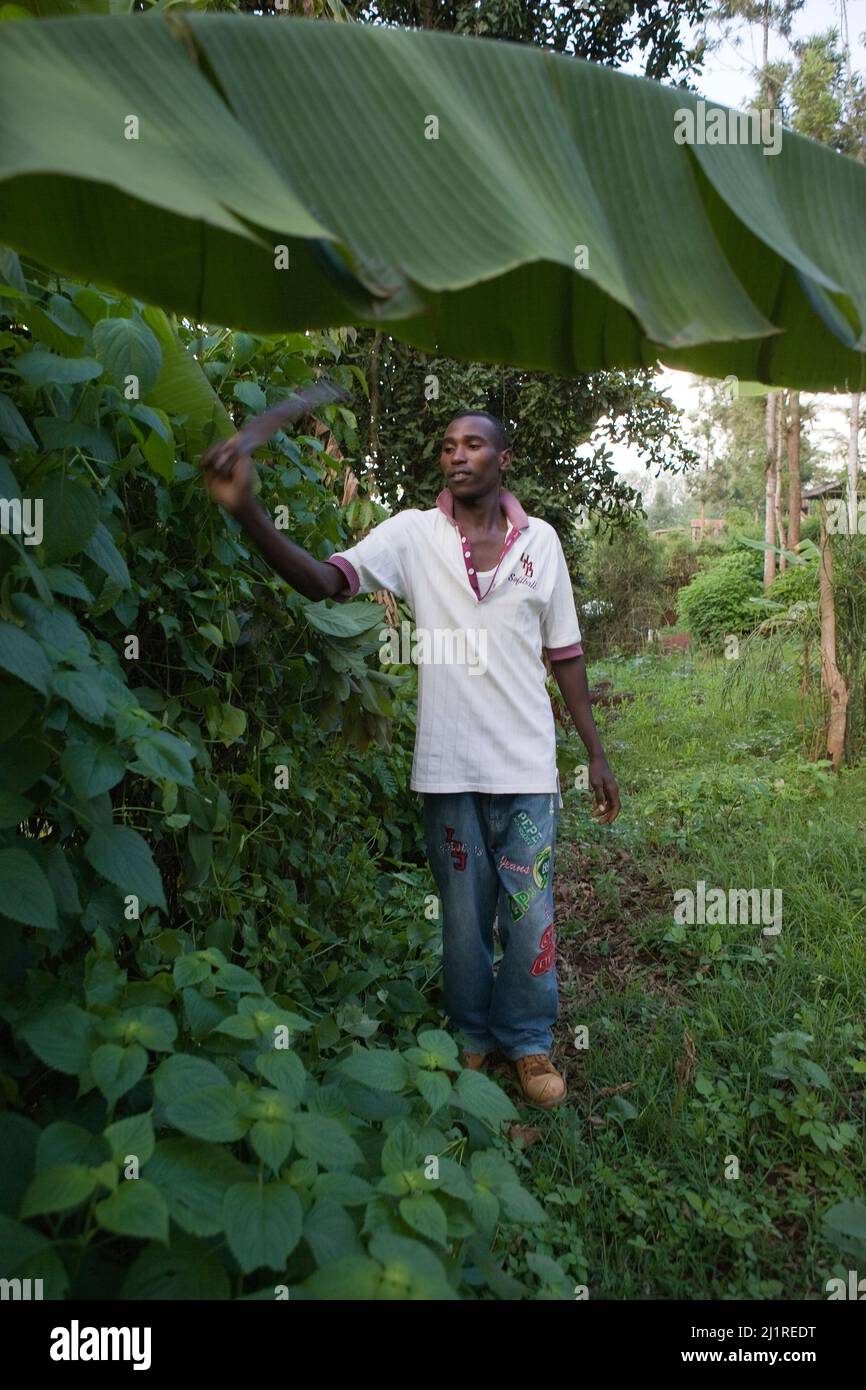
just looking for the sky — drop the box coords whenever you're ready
[607,0,865,503]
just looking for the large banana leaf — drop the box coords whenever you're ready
[1,14,864,390]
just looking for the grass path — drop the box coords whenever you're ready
[496,651,866,1299]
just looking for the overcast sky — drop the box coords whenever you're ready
[608,0,864,499]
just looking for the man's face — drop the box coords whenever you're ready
[440,416,510,500]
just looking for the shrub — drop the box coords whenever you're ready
[676,550,763,647]
[0,256,565,1300]
[768,559,818,607]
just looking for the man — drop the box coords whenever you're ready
[203,409,620,1108]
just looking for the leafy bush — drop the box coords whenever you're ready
[0,254,564,1300]
[676,550,763,648]
[768,558,818,607]
[581,522,667,654]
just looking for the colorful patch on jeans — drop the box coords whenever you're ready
[514,811,542,848]
[532,845,551,890]
[498,853,530,876]
[508,888,536,921]
[530,921,556,976]
[444,826,467,871]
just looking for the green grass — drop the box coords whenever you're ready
[499,649,866,1300]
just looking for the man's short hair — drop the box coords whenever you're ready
[448,410,511,452]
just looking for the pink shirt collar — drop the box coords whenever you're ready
[435,487,530,532]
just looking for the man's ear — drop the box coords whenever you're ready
[499,449,513,473]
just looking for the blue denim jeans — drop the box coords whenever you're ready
[422,791,560,1060]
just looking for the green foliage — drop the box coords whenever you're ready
[676,550,763,647]
[0,255,562,1300]
[768,556,818,607]
[580,522,668,655]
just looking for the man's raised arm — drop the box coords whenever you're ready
[201,434,348,602]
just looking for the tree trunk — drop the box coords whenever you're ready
[774,407,786,571]
[764,392,777,589]
[848,391,861,533]
[786,389,801,549]
[818,502,849,768]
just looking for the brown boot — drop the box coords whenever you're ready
[462,1049,497,1071]
[514,1054,567,1108]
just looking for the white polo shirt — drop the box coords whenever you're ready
[326,488,583,794]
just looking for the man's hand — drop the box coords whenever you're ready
[201,435,255,516]
[589,753,621,825]
[201,378,352,517]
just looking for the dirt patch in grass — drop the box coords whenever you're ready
[552,839,680,1010]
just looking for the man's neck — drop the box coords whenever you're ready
[452,487,508,536]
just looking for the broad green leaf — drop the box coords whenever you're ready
[255,1051,307,1106]
[0,1212,50,1274]
[20,1003,94,1074]
[129,729,195,786]
[414,1068,452,1114]
[414,1028,461,1070]
[0,848,57,929]
[84,521,130,589]
[0,620,51,694]
[303,1256,382,1300]
[1,17,865,389]
[249,1119,294,1175]
[303,1198,363,1267]
[92,314,162,397]
[453,1068,517,1127]
[142,425,174,483]
[380,1120,420,1176]
[143,1138,249,1238]
[34,417,116,465]
[233,380,267,413]
[29,474,98,563]
[121,1234,231,1300]
[0,393,36,453]
[153,1053,229,1107]
[823,1199,866,1243]
[305,600,389,639]
[0,1114,39,1218]
[368,1232,456,1300]
[212,960,264,995]
[21,1164,97,1217]
[398,1192,448,1247]
[91,1042,149,1106]
[14,351,102,387]
[173,954,212,989]
[52,669,107,724]
[109,1007,176,1053]
[84,824,167,910]
[37,1121,109,1173]
[143,306,233,459]
[11,593,89,658]
[338,1048,408,1093]
[312,1171,373,1207]
[292,1113,363,1171]
[223,1181,303,1273]
[499,1181,547,1224]
[164,1086,248,1142]
[470,1187,500,1236]
[94,1178,169,1243]
[61,741,126,797]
